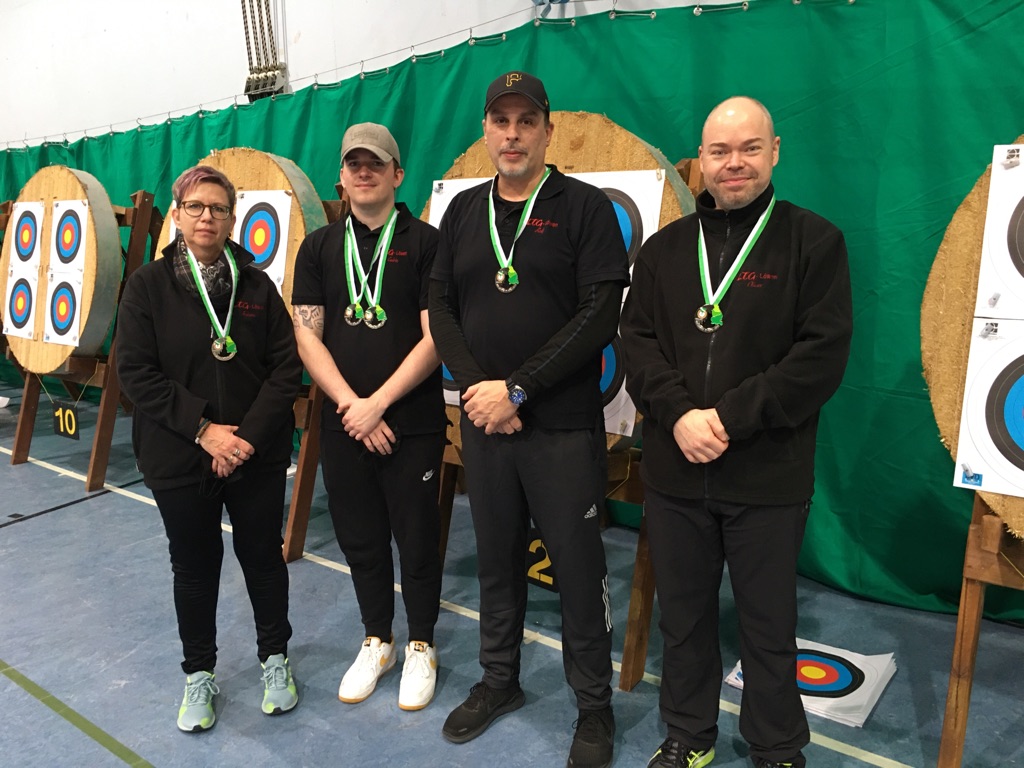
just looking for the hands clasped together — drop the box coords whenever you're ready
[198,423,255,478]
[462,380,523,435]
[336,393,396,454]
[673,408,730,464]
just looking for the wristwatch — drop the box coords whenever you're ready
[505,378,528,406]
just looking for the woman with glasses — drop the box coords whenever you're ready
[116,165,302,732]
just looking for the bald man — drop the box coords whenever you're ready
[620,97,853,768]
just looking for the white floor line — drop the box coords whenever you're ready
[0,442,913,768]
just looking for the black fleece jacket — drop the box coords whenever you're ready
[620,184,853,504]
[116,240,301,490]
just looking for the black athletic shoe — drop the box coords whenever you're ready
[567,706,615,767]
[441,681,525,743]
[751,756,804,768]
[647,737,715,767]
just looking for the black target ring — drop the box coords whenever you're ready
[600,337,626,408]
[1008,196,1024,279]
[984,353,1024,472]
[603,187,644,267]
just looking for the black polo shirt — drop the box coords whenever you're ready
[431,166,629,430]
[292,202,445,435]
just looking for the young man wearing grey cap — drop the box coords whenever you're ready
[429,71,629,768]
[292,123,445,712]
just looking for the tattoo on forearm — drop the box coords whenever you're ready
[293,305,325,333]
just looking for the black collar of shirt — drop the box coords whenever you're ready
[696,183,775,236]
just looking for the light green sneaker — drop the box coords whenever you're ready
[261,654,298,715]
[177,671,219,732]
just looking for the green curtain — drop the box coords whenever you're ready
[4,0,1024,617]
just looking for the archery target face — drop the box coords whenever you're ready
[442,363,460,406]
[3,276,37,339]
[954,317,1024,495]
[15,210,39,262]
[50,200,89,270]
[600,338,626,408]
[973,144,1024,318]
[795,649,865,699]
[43,274,82,345]
[602,187,644,266]
[232,190,291,294]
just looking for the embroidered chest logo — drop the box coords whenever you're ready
[236,300,265,319]
[526,217,559,235]
[736,271,779,289]
[387,247,408,264]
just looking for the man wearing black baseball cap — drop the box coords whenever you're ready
[430,70,628,768]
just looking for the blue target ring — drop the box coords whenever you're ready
[15,211,38,261]
[49,281,77,336]
[985,354,1024,471]
[55,209,83,264]
[441,363,459,392]
[795,650,864,698]
[8,278,33,328]
[602,188,643,266]
[240,203,280,269]
[600,337,625,407]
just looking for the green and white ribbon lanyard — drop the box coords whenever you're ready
[343,209,398,329]
[694,196,775,333]
[185,245,239,360]
[488,166,551,293]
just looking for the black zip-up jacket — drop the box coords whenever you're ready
[620,184,853,504]
[116,239,302,490]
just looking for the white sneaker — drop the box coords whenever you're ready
[338,636,396,703]
[398,641,438,711]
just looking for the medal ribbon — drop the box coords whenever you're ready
[487,166,552,285]
[697,196,776,326]
[186,245,238,353]
[344,209,398,321]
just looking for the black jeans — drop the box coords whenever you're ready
[153,468,292,674]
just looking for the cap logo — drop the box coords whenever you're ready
[506,73,522,87]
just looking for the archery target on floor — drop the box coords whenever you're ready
[795,649,865,698]
[233,190,291,290]
[50,200,89,272]
[954,317,1024,496]
[43,272,82,345]
[972,144,1024,318]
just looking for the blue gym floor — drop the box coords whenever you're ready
[0,376,1021,767]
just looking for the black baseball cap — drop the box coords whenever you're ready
[484,71,550,116]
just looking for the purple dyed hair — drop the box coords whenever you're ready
[171,165,237,210]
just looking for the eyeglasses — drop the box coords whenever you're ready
[179,200,232,220]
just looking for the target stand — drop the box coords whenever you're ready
[922,134,1024,767]
[1,166,159,491]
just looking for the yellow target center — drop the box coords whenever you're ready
[21,230,30,245]
[15,296,25,311]
[801,666,826,681]
[63,229,73,246]
[58,298,67,314]
[254,229,266,247]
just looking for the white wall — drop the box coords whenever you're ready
[0,0,712,146]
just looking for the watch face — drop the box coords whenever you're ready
[508,386,526,406]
